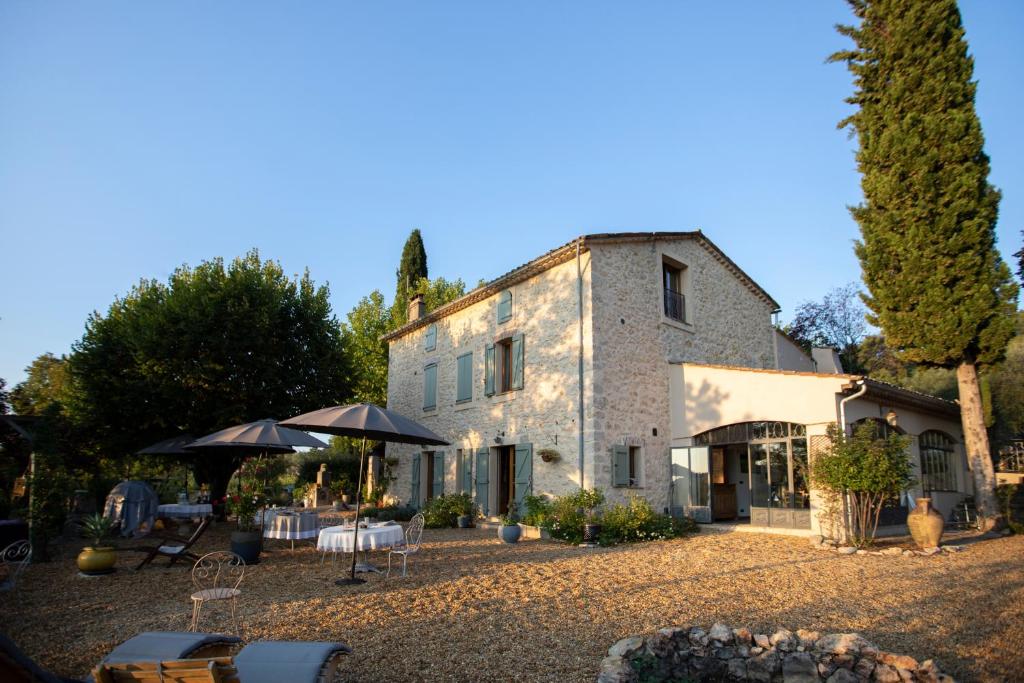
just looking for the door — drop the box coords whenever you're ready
[513,443,533,517]
[410,453,421,509]
[475,447,489,516]
[670,446,711,523]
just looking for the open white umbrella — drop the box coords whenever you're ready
[281,403,448,585]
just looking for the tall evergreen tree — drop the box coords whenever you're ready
[832,0,1018,528]
[392,229,429,327]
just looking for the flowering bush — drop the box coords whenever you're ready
[538,489,696,545]
[226,489,266,532]
[422,493,477,528]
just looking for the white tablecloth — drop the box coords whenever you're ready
[317,523,404,553]
[157,503,212,519]
[260,510,320,540]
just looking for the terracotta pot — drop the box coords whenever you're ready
[907,497,944,548]
[77,546,116,575]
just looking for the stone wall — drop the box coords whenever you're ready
[588,238,777,510]
[598,624,954,683]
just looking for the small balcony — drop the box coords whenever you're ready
[664,288,686,323]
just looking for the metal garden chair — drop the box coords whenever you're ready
[189,551,245,633]
[0,540,31,592]
[386,513,425,578]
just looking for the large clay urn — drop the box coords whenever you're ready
[907,497,944,548]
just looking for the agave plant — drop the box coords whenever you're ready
[79,513,116,547]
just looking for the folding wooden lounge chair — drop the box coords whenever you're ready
[133,517,212,570]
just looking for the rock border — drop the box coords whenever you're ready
[598,624,954,682]
[809,535,965,557]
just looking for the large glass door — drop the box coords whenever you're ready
[670,446,711,523]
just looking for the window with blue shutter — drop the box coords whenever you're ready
[432,451,445,497]
[484,344,495,396]
[612,445,630,487]
[461,450,473,493]
[497,290,512,324]
[456,352,473,403]
[423,363,437,411]
[475,447,490,515]
[424,323,437,351]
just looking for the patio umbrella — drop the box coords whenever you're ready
[138,434,195,498]
[280,403,448,586]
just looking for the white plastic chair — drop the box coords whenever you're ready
[189,551,245,633]
[386,513,425,578]
[0,540,31,591]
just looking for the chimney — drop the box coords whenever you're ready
[408,293,426,322]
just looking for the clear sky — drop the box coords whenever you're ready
[1,2,1022,387]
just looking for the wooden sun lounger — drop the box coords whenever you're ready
[131,518,212,570]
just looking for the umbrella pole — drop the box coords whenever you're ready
[337,437,367,586]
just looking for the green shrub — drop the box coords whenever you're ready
[522,494,552,526]
[538,489,696,546]
[421,493,477,528]
[360,505,417,522]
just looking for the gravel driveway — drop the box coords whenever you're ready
[3,525,1021,681]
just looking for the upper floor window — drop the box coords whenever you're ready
[485,334,524,395]
[663,260,687,323]
[423,363,437,411]
[424,323,437,351]
[920,430,957,493]
[613,445,642,487]
[456,352,473,403]
[497,290,513,324]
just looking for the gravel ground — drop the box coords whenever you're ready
[3,524,1022,682]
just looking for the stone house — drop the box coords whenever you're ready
[383,232,971,536]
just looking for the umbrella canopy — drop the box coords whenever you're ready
[185,419,327,453]
[279,403,448,446]
[137,434,196,456]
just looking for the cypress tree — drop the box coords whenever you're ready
[832,0,1018,528]
[392,229,429,327]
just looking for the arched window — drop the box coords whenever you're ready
[919,431,957,493]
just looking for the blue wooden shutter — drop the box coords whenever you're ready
[423,363,437,410]
[457,352,472,403]
[612,445,630,487]
[511,334,524,390]
[484,344,495,396]
[513,443,533,517]
[432,451,445,497]
[475,447,489,516]
[497,290,512,323]
[411,453,421,509]
[424,324,437,351]
[461,450,473,493]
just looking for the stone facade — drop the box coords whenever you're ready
[385,233,777,515]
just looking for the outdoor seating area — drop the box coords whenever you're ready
[2,523,1021,682]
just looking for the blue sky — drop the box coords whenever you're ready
[1,2,1022,387]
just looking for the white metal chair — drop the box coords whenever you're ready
[386,513,425,578]
[0,540,31,592]
[189,551,245,633]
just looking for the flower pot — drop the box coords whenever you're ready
[77,546,116,575]
[457,514,473,528]
[498,524,522,543]
[582,523,602,545]
[907,497,944,548]
[230,530,261,565]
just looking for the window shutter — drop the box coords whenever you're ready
[484,344,495,396]
[511,334,524,390]
[475,447,490,516]
[424,324,437,351]
[433,451,445,497]
[513,443,533,517]
[497,290,512,323]
[462,450,473,493]
[612,445,630,487]
[423,364,437,410]
[411,453,421,509]
[457,352,472,403]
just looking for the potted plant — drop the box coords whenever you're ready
[227,489,264,564]
[498,510,522,543]
[578,488,605,545]
[537,448,561,464]
[77,513,117,575]
[454,493,477,528]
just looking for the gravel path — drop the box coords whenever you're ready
[3,525,1022,681]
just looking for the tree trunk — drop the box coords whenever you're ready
[957,360,1003,531]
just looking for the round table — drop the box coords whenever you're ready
[157,503,212,536]
[317,522,405,573]
[259,510,320,548]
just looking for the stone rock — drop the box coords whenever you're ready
[878,652,919,671]
[921,546,941,556]
[715,646,736,660]
[880,547,903,555]
[809,534,824,547]
[897,668,915,682]
[709,622,734,643]
[608,636,645,659]
[942,545,962,553]
[597,655,637,683]
[771,628,797,652]
[734,627,753,646]
[647,630,675,659]
[854,656,876,679]
[816,633,871,656]
[746,651,781,683]
[856,549,868,555]
[873,663,901,683]
[727,657,748,680]
[936,674,956,683]
[827,669,860,683]
[902,550,915,557]
[735,645,750,658]
[833,654,855,670]
[754,634,771,649]
[781,652,819,682]
[688,627,708,646]
[837,546,858,555]
[796,629,820,648]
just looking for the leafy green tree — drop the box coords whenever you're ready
[989,314,1024,441]
[414,275,466,315]
[343,290,392,406]
[833,0,1019,527]
[785,283,868,373]
[68,250,351,501]
[391,229,429,327]
[10,353,70,416]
